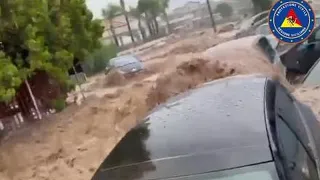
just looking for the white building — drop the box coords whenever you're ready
[101,15,148,46]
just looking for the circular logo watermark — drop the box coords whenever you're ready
[269,0,315,43]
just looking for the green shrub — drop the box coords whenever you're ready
[52,98,66,112]
[83,43,118,76]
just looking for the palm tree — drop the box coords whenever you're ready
[129,7,146,40]
[149,0,161,34]
[119,0,135,43]
[251,0,272,13]
[138,0,154,36]
[102,4,121,46]
[206,0,217,33]
[159,0,171,34]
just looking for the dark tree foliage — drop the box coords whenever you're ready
[252,0,272,13]
[216,3,234,18]
[0,0,103,102]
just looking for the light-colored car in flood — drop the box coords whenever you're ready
[235,11,269,39]
[255,23,296,55]
[106,55,144,75]
[204,34,286,77]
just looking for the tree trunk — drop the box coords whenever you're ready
[150,20,156,35]
[110,23,119,46]
[163,11,171,34]
[124,11,135,43]
[120,0,135,43]
[138,18,146,40]
[25,79,42,120]
[206,0,217,33]
[153,16,159,34]
[145,12,153,36]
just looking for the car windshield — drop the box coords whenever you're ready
[168,162,279,180]
[110,56,139,67]
[303,58,320,86]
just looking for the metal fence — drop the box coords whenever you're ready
[70,72,87,84]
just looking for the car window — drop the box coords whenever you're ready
[303,58,320,86]
[275,118,319,180]
[273,87,319,180]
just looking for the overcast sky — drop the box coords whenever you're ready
[86,0,207,19]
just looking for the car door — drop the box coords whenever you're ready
[281,26,320,74]
[271,85,320,179]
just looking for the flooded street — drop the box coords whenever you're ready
[0,29,318,180]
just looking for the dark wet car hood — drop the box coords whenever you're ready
[92,75,273,180]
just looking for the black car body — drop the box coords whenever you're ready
[281,24,320,78]
[92,75,320,180]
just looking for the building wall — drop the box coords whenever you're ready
[172,1,201,15]
[101,14,155,46]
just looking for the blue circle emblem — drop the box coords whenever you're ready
[269,0,315,43]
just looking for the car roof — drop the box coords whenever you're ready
[207,35,261,50]
[109,55,140,66]
[92,75,273,180]
[110,55,139,62]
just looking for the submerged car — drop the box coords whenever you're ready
[91,75,320,180]
[256,23,270,36]
[106,55,144,75]
[235,11,269,39]
[205,34,286,76]
[280,24,320,82]
[255,23,297,55]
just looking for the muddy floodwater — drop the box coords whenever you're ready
[0,29,314,180]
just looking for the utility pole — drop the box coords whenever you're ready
[25,79,42,120]
[206,0,217,33]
